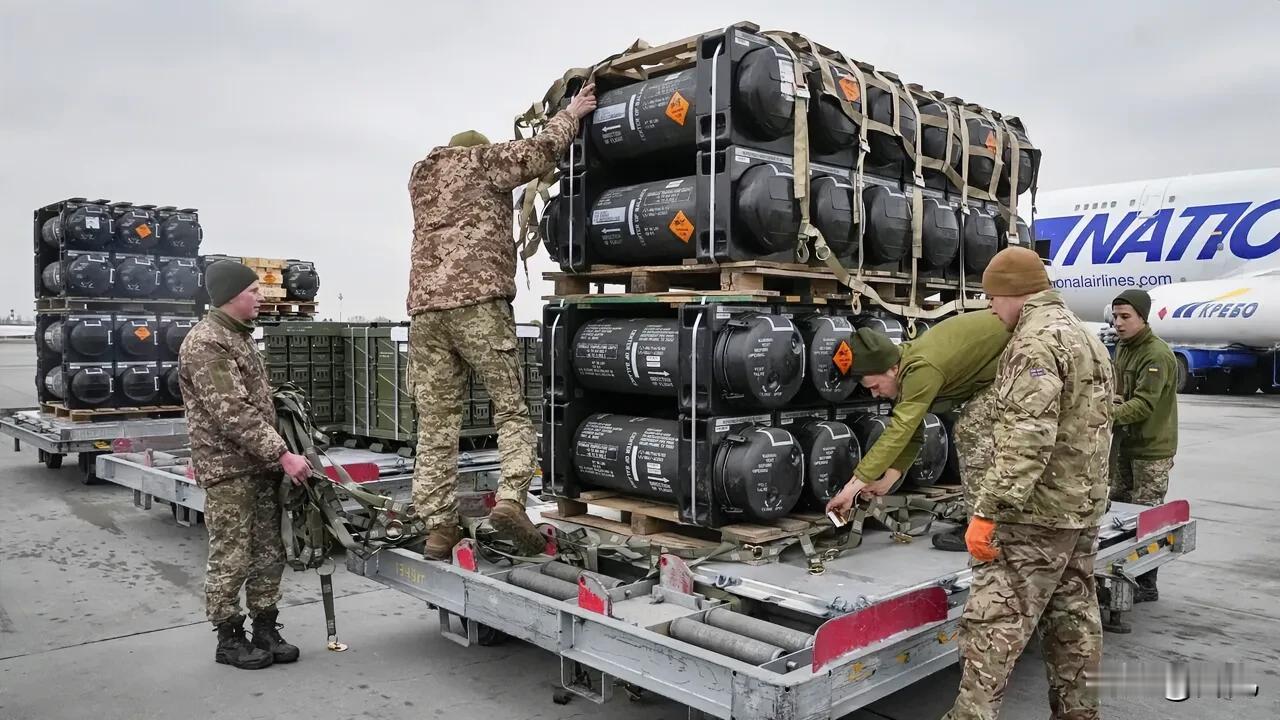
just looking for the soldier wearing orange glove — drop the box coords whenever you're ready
[942,247,1115,720]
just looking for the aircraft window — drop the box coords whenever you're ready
[1129,199,1136,207]
[1168,195,1176,202]
[1092,203,1099,209]
[1110,201,1117,208]
[1073,204,1080,211]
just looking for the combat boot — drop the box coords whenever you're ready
[251,608,300,663]
[424,524,463,561]
[487,500,546,555]
[215,614,274,669]
[931,526,968,552]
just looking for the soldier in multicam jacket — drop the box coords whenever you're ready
[406,84,597,560]
[943,247,1114,720]
[179,260,313,670]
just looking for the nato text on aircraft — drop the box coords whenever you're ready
[1035,199,1280,266]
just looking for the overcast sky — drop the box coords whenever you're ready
[3,0,1278,322]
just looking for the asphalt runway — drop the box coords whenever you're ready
[0,340,1277,719]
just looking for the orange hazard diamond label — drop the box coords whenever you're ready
[984,130,998,153]
[261,272,280,284]
[133,326,152,341]
[665,91,690,126]
[136,224,152,238]
[838,77,861,104]
[668,210,694,243]
[832,340,853,376]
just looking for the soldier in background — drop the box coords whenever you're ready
[1109,288,1179,605]
[406,84,597,560]
[824,312,1011,553]
[180,260,312,670]
[943,247,1113,720]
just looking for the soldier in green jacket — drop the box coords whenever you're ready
[825,311,1012,551]
[1109,288,1179,603]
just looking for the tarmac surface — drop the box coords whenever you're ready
[0,339,1277,719]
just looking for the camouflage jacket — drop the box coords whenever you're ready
[973,290,1115,529]
[406,111,579,314]
[178,309,287,488]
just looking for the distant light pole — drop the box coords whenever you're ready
[338,292,344,321]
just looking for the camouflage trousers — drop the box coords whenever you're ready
[943,523,1103,720]
[408,299,537,530]
[1110,452,1173,506]
[953,384,1000,514]
[204,472,285,626]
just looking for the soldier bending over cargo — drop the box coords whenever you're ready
[825,311,1011,551]
[1108,288,1178,607]
[179,260,313,670]
[406,84,597,560]
[942,247,1113,720]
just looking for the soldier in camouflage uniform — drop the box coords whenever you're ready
[180,260,313,670]
[406,84,598,560]
[1108,288,1178,605]
[824,312,1011,553]
[943,247,1114,720]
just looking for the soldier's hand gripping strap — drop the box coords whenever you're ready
[273,384,425,574]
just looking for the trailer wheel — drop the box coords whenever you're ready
[1174,355,1195,394]
[43,452,64,469]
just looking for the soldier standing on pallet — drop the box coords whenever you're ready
[1108,288,1178,607]
[824,311,1011,552]
[179,260,313,670]
[406,84,598,560]
[942,247,1113,720]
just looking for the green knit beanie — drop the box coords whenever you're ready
[1113,288,1152,321]
[205,260,259,307]
[848,327,901,375]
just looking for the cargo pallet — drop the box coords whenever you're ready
[350,499,1195,719]
[0,406,187,484]
[39,402,184,423]
[547,259,985,316]
[35,296,198,313]
[258,301,317,317]
[542,485,962,566]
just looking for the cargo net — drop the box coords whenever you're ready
[514,21,1041,324]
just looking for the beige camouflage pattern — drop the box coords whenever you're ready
[408,299,537,530]
[954,383,1000,512]
[944,523,1103,720]
[406,111,578,314]
[972,291,1115,529]
[179,309,287,488]
[203,471,286,626]
[1110,453,1172,506]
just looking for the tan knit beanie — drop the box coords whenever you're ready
[982,247,1050,297]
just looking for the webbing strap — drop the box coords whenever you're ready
[764,32,821,265]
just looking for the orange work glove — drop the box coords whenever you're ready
[965,517,998,563]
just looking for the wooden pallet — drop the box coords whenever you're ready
[258,284,287,300]
[36,296,197,312]
[545,260,911,303]
[242,257,286,271]
[259,301,317,317]
[543,490,819,547]
[40,402,184,423]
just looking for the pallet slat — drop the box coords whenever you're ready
[40,402,184,423]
